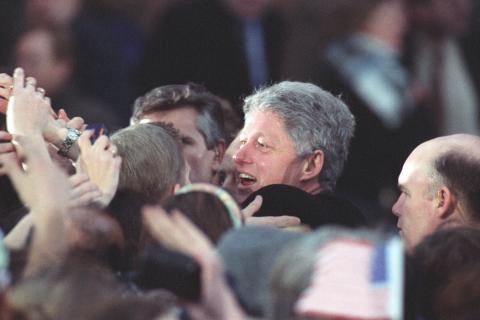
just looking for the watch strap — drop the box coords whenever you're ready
[58,128,81,157]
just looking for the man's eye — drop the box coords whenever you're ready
[256,141,268,150]
[239,139,247,146]
[181,137,195,146]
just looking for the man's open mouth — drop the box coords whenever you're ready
[238,173,257,186]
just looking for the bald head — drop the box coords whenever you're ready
[393,134,480,251]
[412,134,480,161]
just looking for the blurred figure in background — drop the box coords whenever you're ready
[15,27,121,129]
[138,0,287,114]
[314,0,434,225]
[411,227,480,320]
[404,0,479,136]
[21,0,145,125]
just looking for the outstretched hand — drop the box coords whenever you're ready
[76,131,121,207]
[142,206,245,320]
[143,206,213,260]
[6,68,51,137]
[242,195,301,228]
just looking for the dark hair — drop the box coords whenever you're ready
[131,83,226,149]
[162,191,236,244]
[411,227,480,320]
[106,189,155,271]
[434,151,480,222]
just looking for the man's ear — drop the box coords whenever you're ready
[211,139,226,170]
[300,150,324,181]
[172,183,181,194]
[435,186,457,219]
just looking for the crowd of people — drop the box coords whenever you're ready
[0,0,479,319]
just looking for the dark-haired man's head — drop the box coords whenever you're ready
[392,134,480,251]
[131,84,226,184]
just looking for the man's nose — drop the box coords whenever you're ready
[392,196,402,217]
[232,143,251,164]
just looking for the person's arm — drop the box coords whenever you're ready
[1,68,71,276]
[143,206,245,320]
[4,214,33,251]
[1,135,70,277]
[1,69,84,160]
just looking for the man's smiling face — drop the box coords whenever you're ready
[232,110,305,201]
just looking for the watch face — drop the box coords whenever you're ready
[67,129,81,140]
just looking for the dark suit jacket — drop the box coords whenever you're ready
[138,0,286,113]
[241,184,367,229]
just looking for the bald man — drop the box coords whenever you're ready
[392,134,480,251]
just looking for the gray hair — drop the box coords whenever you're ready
[243,81,355,191]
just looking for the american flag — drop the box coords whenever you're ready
[295,237,403,320]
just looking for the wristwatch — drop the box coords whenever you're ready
[58,128,81,157]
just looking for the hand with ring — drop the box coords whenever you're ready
[76,130,122,208]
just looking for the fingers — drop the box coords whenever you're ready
[241,195,263,219]
[92,135,110,151]
[143,205,213,260]
[0,131,12,142]
[69,189,103,208]
[57,109,70,122]
[77,130,94,153]
[245,215,301,228]
[12,68,24,95]
[67,117,85,130]
[78,130,117,159]
[36,87,45,97]
[0,142,14,154]
[0,74,12,106]
[68,173,91,188]
[0,73,12,87]
[69,177,103,208]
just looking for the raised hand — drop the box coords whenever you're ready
[143,206,245,320]
[68,173,103,209]
[242,195,301,228]
[76,131,121,207]
[6,68,50,137]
